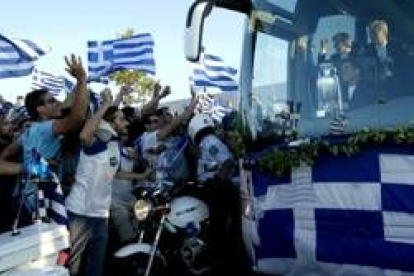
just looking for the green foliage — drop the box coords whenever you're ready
[117,28,135,39]
[228,130,247,157]
[233,126,414,177]
[109,29,155,105]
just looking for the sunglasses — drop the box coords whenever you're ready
[44,97,58,105]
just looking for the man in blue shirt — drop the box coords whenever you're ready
[1,54,88,219]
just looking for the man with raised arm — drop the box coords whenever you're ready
[0,54,88,218]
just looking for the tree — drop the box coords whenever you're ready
[109,28,156,105]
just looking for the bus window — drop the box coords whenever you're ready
[305,14,414,135]
[250,32,289,136]
[263,0,298,14]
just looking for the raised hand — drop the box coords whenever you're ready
[160,85,171,99]
[183,94,199,120]
[65,54,86,81]
[101,88,113,106]
[190,85,196,99]
[153,81,162,98]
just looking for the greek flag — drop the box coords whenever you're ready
[7,105,29,124]
[0,34,50,79]
[157,135,190,182]
[28,149,68,226]
[195,91,214,112]
[195,91,232,122]
[330,114,348,135]
[89,91,103,115]
[243,146,414,275]
[192,51,238,93]
[0,102,14,117]
[31,69,75,95]
[88,33,156,79]
[87,76,109,84]
[209,100,233,122]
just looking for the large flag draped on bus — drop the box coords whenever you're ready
[242,147,414,275]
[31,69,74,95]
[191,50,238,93]
[0,34,50,79]
[87,33,156,80]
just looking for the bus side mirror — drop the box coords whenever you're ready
[185,0,215,62]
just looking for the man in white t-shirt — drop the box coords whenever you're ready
[65,92,151,276]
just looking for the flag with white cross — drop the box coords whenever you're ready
[243,147,414,275]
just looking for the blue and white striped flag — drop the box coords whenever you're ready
[0,102,14,117]
[31,69,74,95]
[7,105,29,123]
[209,100,233,122]
[195,91,233,122]
[0,34,50,79]
[28,149,68,226]
[192,50,238,93]
[88,33,156,80]
[195,90,214,112]
[329,114,348,135]
[245,148,414,275]
[89,91,103,115]
[87,76,109,85]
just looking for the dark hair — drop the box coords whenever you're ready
[155,107,170,117]
[25,89,48,120]
[332,32,351,44]
[17,117,31,128]
[125,118,145,147]
[60,107,71,119]
[141,113,154,126]
[121,106,136,122]
[103,106,119,123]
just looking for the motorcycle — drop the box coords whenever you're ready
[113,180,213,276]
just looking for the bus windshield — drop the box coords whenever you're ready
[243,0,414,139]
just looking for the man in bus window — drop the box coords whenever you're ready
[365,20,407,81]
[339,58,378,109]
[319,32,359,64]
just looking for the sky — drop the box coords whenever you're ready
[1,0,246,102]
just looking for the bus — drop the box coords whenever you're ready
[185,0,414,275]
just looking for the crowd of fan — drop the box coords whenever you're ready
[0,55,241,276]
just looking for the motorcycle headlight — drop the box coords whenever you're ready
[134,199,152,221]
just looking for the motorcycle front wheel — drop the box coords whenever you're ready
[114,252,168,276]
